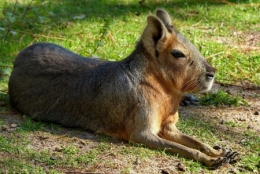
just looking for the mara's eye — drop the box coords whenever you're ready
[171,49,186,58]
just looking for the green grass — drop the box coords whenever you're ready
[198,90,249,106]
[0,0,260,173]
[17,117,45,132]
[178,116,260,173]
[0,116,259,173]
[0,0,260,92]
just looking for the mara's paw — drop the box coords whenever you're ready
[213,146,240,164]
[208,157,229,170]
[224,150,240,164]
[180,94,199,106]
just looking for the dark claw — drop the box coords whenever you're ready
[229,152,240,164]
[224,157,230,164]
[209,157,227,170]
[225,150,232,157]
[230,152,239,159]
[224,150,240,164]
[213,145,240,165]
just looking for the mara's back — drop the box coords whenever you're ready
[8,42,141,135]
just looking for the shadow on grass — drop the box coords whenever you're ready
[1,102,258,150]
[0,98,259,172]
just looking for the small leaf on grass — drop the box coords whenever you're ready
[10,31,17,35]
[49,11,54,16]
[1,69,11,76]
[7,13,15,23]
[73,14,86,20]
[97,41,103,47]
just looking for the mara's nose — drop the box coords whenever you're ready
[206,72,215,81]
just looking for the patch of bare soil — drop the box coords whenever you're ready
[0,85,259,173]
[214,30,260,53]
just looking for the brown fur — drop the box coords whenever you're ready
[8,9,238,168]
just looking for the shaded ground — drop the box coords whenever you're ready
[0,85,259,173]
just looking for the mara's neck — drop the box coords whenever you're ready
[122,41,184,107]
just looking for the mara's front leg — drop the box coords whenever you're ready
[160,120,239,164]
[130,129,228,169]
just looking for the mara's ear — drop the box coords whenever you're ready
[141,15,173,56]
[156,9,172,27]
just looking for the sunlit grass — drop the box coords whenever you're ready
[0,0,259,92]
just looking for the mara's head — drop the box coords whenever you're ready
[139,9,215,94]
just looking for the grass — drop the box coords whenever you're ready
[0,0,260,91]
[0,117,167,173]
[1,115,259,173]
[178,115,260,173]
[198,90,249,106]
[0,0,260,173]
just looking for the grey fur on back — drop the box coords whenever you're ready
[9,42,148,134]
